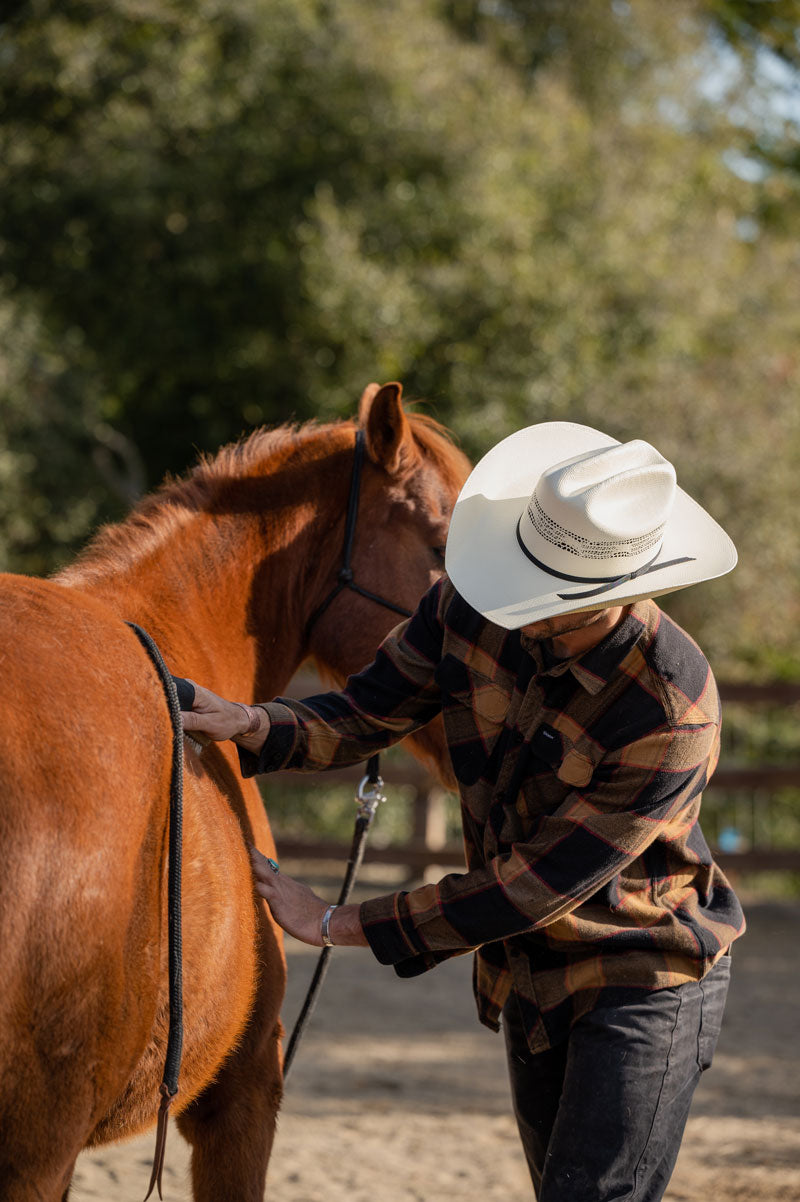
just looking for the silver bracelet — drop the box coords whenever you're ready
[234,702,262,736]
[321,904,338,948]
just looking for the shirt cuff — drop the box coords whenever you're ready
[236,701,300,777]
[360,894,465,977]
[360,890,428,964]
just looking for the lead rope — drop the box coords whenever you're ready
[127,623,184,1202]
[282,753,386,1079]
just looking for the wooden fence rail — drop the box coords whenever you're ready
[270,677,800,875]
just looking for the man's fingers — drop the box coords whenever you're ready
[174,681,246,741]
[249,847,278,891]
[250,846,273,879]
[250,846,269,870]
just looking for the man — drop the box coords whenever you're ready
[182,420,745,1202]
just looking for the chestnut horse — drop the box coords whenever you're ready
[0,383,469,1201]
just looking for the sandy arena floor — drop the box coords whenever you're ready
[71,882,800,1202]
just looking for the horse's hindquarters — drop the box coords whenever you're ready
[0,577,286,1198]
[0,578,178,1190]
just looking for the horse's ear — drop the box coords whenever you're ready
[360,381,418,475]
[357,383,382,420]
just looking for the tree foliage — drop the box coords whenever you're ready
[1,0,798,673]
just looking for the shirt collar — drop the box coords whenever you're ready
[520,601,654,695]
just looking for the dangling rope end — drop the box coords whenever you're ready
[143,1083,178,1202]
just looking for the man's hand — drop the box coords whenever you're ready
[250,848,328,945]
[180,680,269,748]
[250,848,368,947]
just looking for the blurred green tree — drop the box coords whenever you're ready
[0,0,798,673]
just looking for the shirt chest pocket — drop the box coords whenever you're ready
[558,747,595,788]
[525,723,597,795]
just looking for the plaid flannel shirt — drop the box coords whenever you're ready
[240,576,745,1052]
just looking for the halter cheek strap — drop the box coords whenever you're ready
[304,430,413,639]
[514,518,695,601]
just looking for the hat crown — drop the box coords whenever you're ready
[524,440,677,579]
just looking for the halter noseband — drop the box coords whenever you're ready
[304,429,413,641]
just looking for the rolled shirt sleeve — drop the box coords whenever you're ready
[360,720,720,969]
[237,578,448,778]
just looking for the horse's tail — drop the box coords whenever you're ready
[0,574,171,1199]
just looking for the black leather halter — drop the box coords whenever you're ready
[304,429,413,640]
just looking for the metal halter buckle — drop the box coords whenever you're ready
[356,772,387,822]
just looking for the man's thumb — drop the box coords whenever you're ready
[171,675,196,710]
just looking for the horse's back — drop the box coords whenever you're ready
[0,572,170,861]
[0,574,171,1193]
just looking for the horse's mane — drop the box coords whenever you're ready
[56,410,464,584]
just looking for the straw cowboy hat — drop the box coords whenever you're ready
[445,421,737,630]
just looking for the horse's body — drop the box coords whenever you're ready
[0,385,469,1201]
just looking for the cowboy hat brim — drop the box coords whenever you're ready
[445,421,737,630]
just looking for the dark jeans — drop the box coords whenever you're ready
[502,956,731,1202]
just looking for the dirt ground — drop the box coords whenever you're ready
[71,876,800,1202]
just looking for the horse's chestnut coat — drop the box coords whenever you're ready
[0,383,469,1201]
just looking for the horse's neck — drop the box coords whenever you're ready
[62,504,321,702]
